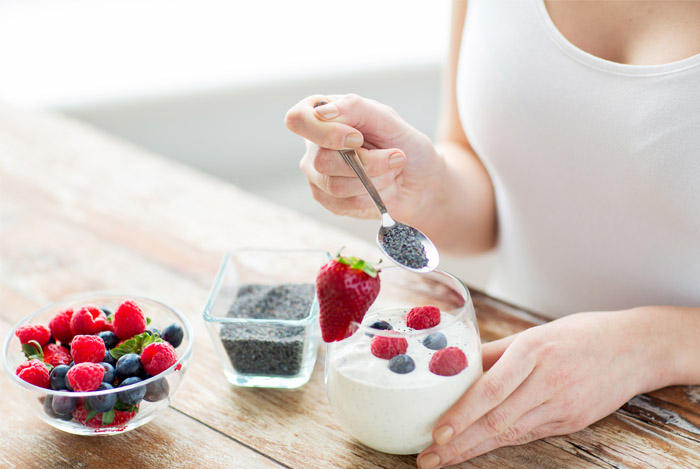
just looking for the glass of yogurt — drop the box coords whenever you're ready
[325,266,482,455]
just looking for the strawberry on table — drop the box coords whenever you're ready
[316,253,381,342]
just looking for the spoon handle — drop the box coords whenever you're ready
[338,149,388,216]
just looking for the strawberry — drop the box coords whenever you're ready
[370,335,408,359]
[406,305,441,330]
[112,300,147,340]
[316,254,380,342]
[16,359,50,388]
[42,343,72,367]
[70,305,109,336]
[14,324,51,346]
[72,401,138,428]
[429,347,468,376]
[140,341,178,375]
[49,308,74,344]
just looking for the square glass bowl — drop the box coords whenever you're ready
[203,249,328,389]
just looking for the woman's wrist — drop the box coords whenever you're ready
[614,306,700,391]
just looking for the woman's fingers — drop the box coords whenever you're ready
[286,94,406,149]
[286,95,363,149]
[306,146,405,178]
[425,370,549,466]
[442,413,563,466]
[481,334,518,371]
[430,340,538,448]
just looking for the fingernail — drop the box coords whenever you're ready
[388,152,405,169]
[434,425,454,445]
[344,133,363,147]
[419,452,440,469]
[315,104,339,119]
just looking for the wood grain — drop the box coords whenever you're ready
[1,102,700,468]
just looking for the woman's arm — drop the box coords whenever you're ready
[285,0,496,255]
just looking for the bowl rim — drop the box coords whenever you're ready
[2,292,194,397]
[202,248,329,326]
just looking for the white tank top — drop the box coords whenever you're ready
[457,0,700,318]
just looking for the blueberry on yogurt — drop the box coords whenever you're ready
[422,332,447,350]
[365,320,393,338]
[388,354,415,374]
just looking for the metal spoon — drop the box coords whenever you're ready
[338,148,439,272]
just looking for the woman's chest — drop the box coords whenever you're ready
[543,0,700,65]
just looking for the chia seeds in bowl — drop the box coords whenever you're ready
[219,283,315,376]
[381,224,429,269]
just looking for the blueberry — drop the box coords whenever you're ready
[88,382,117,413]
[161,323,183,348]
[118,377,146,405]
[145,327,161,338]
[103,349,116,367]
[388,354,415,374]
[100,362,116,384]
[99,306,113,318]
[50,365,70,390]
[365,320,393,338]
[97,331,118,350]
[43,395,59,418]
[144,378,170,402]
[115,353,143,381]
[422,332,447,350]
[52,390,77,416]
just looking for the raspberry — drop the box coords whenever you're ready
[42,343,72,367]
[16,359,50,388]
[70,305,109,336]
[406,305,441,330]
[71,335,106,364]
[73,401,138,428]
[112,300,146,340]
[370,335,408,359]
[66,362,105,391]
[49,308,74,344]
[14,324,51,345]
[429,347,468,376]
[141,342,178,375]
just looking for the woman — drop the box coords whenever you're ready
[285,0,700,467]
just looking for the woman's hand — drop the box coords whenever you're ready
[285,94,443,223]
[417,310,665,468]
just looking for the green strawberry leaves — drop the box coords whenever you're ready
[336,255,379,278]
[109,331,162,360]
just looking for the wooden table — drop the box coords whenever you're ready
[1,103,699,468]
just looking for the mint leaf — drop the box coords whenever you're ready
[109,332,162,360]
[101,408,115,426]
[22,340,44,360]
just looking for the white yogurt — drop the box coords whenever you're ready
[326,308,482,454]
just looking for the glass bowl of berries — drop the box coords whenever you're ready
[2,293,193,435]
[323,265,482,455]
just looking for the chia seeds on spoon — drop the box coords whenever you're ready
[381,223,429,269]
[219,283,315,376]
